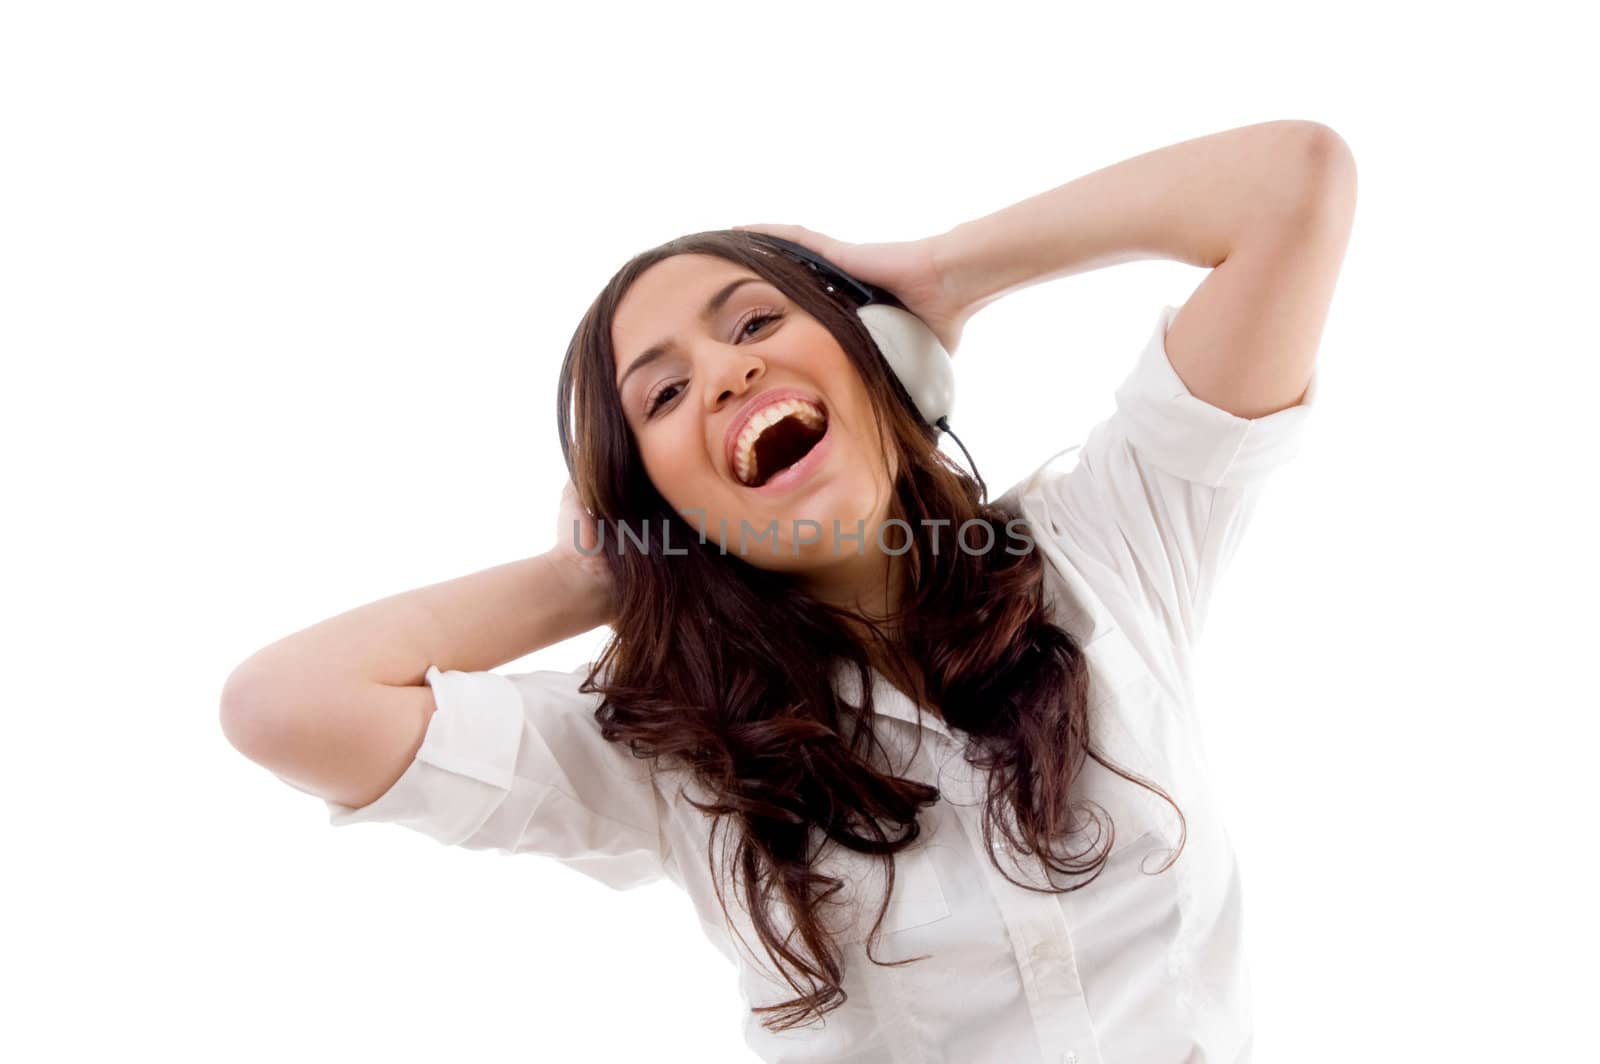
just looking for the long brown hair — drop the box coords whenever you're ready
[556,229,1184,1031]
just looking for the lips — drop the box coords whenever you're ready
[723,387,827,485]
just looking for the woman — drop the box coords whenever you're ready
[221,119,1356,1062]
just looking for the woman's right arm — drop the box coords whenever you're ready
[220,487,613,809]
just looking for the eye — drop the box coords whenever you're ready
[738,309,783,339]
[642,310,784,420]
[645,380,683,418]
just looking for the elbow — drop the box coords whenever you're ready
[219,657,286,760]
[1235,121,1358,251]
[1285,122,1358,228]
[219,675,266,760]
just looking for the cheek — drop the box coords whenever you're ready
[639,430,712,509]
[830,378,893,479]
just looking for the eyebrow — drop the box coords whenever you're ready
[616,275,767,392]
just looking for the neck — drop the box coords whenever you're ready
[797,545,902,626]
[797,546,937,711]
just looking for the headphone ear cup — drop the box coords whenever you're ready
[855,303,955,427]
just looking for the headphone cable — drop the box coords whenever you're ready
[935,416,986,504]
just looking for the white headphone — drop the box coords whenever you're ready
[854,302,957,428]
[755,234,981,496]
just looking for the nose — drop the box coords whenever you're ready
[707,349,764,411]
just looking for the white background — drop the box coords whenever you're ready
[4,2,1595,1061]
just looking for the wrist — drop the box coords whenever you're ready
[540,548,615,632]
[929,221,1007,321]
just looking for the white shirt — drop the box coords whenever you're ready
[326,303,1317,1063]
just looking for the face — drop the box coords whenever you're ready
[611,253,897,572]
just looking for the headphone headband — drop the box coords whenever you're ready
[752,234,892,310]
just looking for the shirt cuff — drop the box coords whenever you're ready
[1112,303,1318,488]
[324,664,524,828]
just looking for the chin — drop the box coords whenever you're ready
[733,478,888,566]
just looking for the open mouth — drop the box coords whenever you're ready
[733,398,829,488]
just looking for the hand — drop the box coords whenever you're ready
[549,479,616,626]
[731,223,972,357]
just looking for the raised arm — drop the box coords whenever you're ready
[732,120,1355,421]
[220,483,613,809]
[933,118,1356,419]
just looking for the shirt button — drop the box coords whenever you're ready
[1061,1052,1078,1064]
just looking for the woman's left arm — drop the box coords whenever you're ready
[934,118,1357,419]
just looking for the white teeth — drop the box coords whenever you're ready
[734,397,825,485]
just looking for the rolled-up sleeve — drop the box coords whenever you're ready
[325,663,672,891]
[1111,303,1317,488]
[1011,303,1318,652]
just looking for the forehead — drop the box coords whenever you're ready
[611,253,764,373]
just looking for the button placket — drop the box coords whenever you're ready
[943,791,1105,1064]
